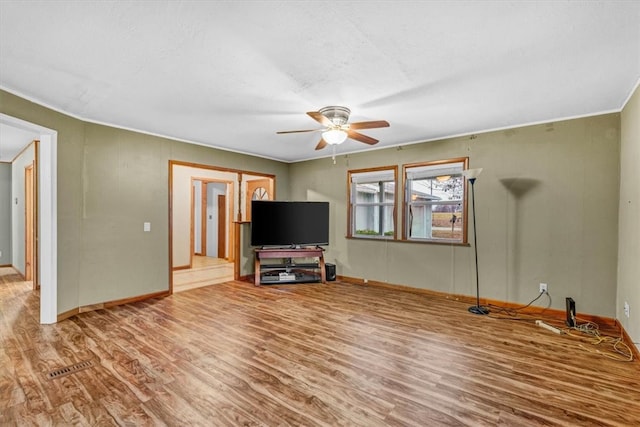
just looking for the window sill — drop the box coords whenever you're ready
[347,235,395,242]
[346,235,470,247]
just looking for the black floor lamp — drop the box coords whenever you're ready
[462,168,489,315]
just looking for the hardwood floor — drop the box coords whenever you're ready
[0,266,24,284]
[1,273,639,426]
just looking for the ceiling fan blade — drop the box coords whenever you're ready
[348,120,390,130]
[276,129,322,134]
[315,138,328,150]
[347,130,379,145]
[307,111,333,127]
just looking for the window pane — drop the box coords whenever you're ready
[355,182,381,202]
[354,205,394,237]
[403,158,468,243]
[410,176,463,203]
[409,203,463,240]
[349,167,397,239]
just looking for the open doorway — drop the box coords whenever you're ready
[169,161,274,293]
[170,164,236,293]
[0,114,57,324]
[193,179,228,259]
[177,178,233,291]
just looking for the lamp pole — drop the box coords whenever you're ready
[463,169,489,315]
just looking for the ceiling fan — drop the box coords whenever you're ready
[277,106,390,150]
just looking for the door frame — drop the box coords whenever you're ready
[1,113,57,324]
[217,194,226,258]
[169,161,275,289]
[190,178,232,264]
[24,162,36,285]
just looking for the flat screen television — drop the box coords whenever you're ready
[251,200,329,248]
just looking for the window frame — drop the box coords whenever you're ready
[402,157,470,244]
[347,166,398,240]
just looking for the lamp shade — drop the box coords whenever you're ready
[462,168,483,180]
[323,129,348,145]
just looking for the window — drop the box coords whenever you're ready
[403,158,468,243]
[348,167,397,239]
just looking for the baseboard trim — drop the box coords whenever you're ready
[337,275,636,360]
[617,319,640,362]
[172,264,191,271]
[57,307,80,322]
[56,290,171,322]
[104,290,170,309]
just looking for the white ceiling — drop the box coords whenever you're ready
[0,1,638,163]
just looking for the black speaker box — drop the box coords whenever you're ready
[325,263,336,281]
[566,297,576,327]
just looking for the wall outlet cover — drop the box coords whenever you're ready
[624,301,630,318]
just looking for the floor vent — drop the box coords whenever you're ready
[47,359,94,380]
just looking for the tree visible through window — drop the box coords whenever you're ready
[348,167,397,239]
[404,158,468,243]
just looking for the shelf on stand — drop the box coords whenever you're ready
[254,247,326,286]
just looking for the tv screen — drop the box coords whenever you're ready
[251,201,329,247]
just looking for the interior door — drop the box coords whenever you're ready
[24,164,34,283]
[217,194,226,258]
[246,178,273,221]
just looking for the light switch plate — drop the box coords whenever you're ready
[143,222,151,232]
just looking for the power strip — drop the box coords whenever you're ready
[535,320,562,334]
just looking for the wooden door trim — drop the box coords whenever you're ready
[191,178,234,260]
[217,195,226,258]
[200,182,207,256]
[189,182,195,268]
[169,160,277,290]
[25,163,34,283]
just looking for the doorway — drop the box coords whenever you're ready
[193,179,228,260]
[169,161,275,292]
[0,113,57,324]
[171,167,236,293]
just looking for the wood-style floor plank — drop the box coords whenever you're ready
[1,272,640,426]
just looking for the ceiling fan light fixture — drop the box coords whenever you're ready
[319,106,351,126]
[323,129,348,145]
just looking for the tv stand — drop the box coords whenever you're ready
[254,247,326,286]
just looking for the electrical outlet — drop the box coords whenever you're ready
[624,301,630,318]
[539,283,548,293]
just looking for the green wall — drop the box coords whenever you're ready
[290,114,621,317]
[0,89,289,314]
[0,87,626,321]
[0,163,10,265]
[618,84,639,349]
